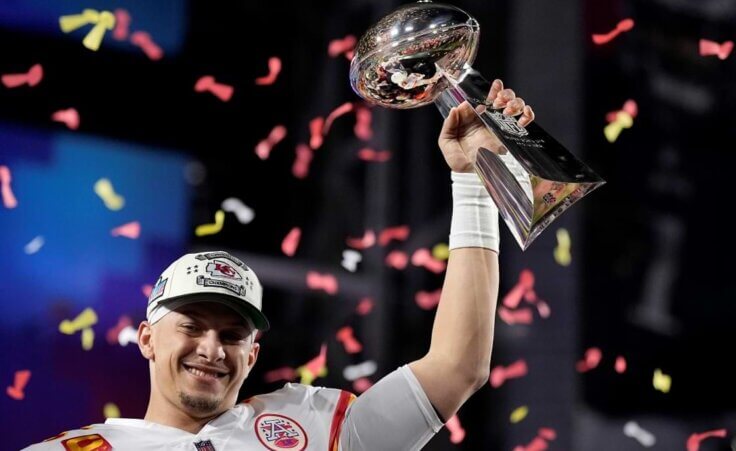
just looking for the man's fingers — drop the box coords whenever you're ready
[487,79,503,104]
[517,105,535,128]
[492,88,516,108]
[503,97,526,116]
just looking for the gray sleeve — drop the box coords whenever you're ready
[339,365,445,451]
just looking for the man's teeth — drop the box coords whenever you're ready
[186,366,221,378]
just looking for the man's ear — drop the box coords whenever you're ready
[247,342,260,369]
[137,321,155,361]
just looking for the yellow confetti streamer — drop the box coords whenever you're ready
[554,228,572,266]
[94,178,125,211]
[510,406,529,423]
[81,327,94,350]
[432,243,450,261]
[604,111,633,143]
[59,308,98,335]
[296,366,327,386]
[103,402,120,418]
[59,9,115,51]
[653,368,672,393]
[195,210,226,236]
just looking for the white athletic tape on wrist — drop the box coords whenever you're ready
[449,171,499,252]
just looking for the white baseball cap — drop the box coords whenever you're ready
[146,251,270,331]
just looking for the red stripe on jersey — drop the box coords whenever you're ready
[328,390,356,451]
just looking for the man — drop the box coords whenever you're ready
[24,79,533,450]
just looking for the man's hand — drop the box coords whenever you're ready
[437,79,535,173]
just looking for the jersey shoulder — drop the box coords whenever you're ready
[22,424,121,450]
[244,383,355,415]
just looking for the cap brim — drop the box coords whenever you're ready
[156,293,270,331]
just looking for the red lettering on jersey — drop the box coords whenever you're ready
[61,434,112,451]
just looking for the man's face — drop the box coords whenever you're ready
[141,302,260,418]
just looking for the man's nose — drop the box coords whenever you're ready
[197,330,226,361]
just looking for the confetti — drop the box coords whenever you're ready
[576,347,602,373]
[142,284,153,298]
[1,63,42,88]
[535,301,551,318]
[592,18,634,45]
[24,236,44,255]
[221,197,255,224]
[81,327,95,350]
[306,272,338,295]
[194,76,234,102]
[510,406,529,423]
[699,39,733,60]
[255,57,282,86]
[623,421,656,447]
[112,9,130,40]
[323,103,354,135]
[343,360,377,381]
[604,111,633,143]
[296,344,327,385]
[195,210,225,236]
[94,178,124,210]
[292,144,314,179]
[59,9,115,51]
[513,428,557,451]
[59,308,98,335]
[309,117,324,149]
[385,250,409,269]
[346,230,376,250]
[352,378,373,393]
[103,403,120,418]
[354,104,373,140]
[255,125,287,160]
[446,415,466,444]
[355,297,374,315]
[605,99,638,123]
[106,316,132,345]
[336,327,362,354]
[432,243,449,261]
[118,326,137,346]
[498,306,534,325]
[111,221,140,239]
[264,367,297,383]
[503,269,535,309]
[490,359,528,388]
[615,356,627,373]
[686,428,727,451]
[6,370,31,400]
[411,248,446,273]
[652,368,671,393]
[130,31,163,61]
[415,289,441,310]
[51,108,80,130]
[328,35,356,59]
[341,250,362,272]
[378,225,410,246]
[281,227,301,257]
[357,148,392,162]
[0,165,18,208]
[553,228,571,266]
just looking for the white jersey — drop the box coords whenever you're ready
[23,365,444,451]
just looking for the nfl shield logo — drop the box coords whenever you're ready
[194,439,216,451]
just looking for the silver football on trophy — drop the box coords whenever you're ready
[349,1,479,109]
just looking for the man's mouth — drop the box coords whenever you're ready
[182,363,227,379]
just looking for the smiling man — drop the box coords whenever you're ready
[23,80,534,450]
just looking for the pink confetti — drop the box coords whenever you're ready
[446,415,466,444]
[264,366,296,383]
[498,306,534,325]
[292,143,314,179]
[141,284,153,298]
[328,35,356,59]
[615,356,627,373]
[606,99,638,122]
[112,9,130,40]
[51,108,80,130]
[699,39,733,60]
[411,248,446,273]
[385,250,409,270]
[354,103,373,140]
[503,269,535,309]
[255,125,287,160]
[309,117,324,149]
[490,359,528,388]
[356,297,374,315]
[536,300,551,318]
[281,227,301,257]
[306,271,338,295]
[378,225,410,246]
[0,166,18,209]
[538,428,557,441]
[6,370,31,400]
[346,230,375,250]
[1,63,42,88]
[336,326,362,354]
[255,57,282,86]
[576,347,602,373]
[323,102,354,135]
[513,437,549,451]
[302,343,327,375]
[194,75,234,102]
[352,377,373,393]
[592,18,635,45]
[111,221,141,239]
[415,289,442,310]
[131,31,163,61]
[106,315,132,345]
[686,429,727,451]
[357,148,392,162]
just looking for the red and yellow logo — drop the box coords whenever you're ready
[61,434,112,451]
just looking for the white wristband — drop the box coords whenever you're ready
[449,171,500,253]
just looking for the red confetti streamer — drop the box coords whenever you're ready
[328,35,356,59]
[255,125,287,160]
[411,248,446,273]
[352,377,373,393]
[292,143,314,179]
[503,269,535,309]
[592,18,635,45]
[576,347,602,373]
[615,356,627,373]
[194,75,234,102]
[131,31,164,61]
[356,297,374,316]
[699,39,733,60]
[0,165,19,209]
[446,415,466,444]
[309,117,324,150]
[490,359,528,388]
[498,306,534,325]
[385,250,409,270]
[346,230,375,250]
[354,103,373,140]
[51,108,80,130]
[306,272,338,295]
[106,315,132,345]
[112,9,130,40]
[378,225,410,246]
[141,284,153,298]
[415,289,442,310]
[323,102,354,135]
[264,366,296,383]
[336,326,362,354]
[281,227,301,257]
[686,429,727,451]
[606,99,638,123]
[1,63,42,88]
[6,370,31,400]
[536,300,551,318]
[301,343,327,376]
[111,221,141,239]
[357,148,392,162]
[255,57,282,86]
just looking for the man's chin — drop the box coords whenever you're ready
[178,391,223,415]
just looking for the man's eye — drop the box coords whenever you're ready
[181,324,198,332]
[222,332,246,342]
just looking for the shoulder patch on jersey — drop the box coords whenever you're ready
[255,413,308,450]
[61,434,112,451]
